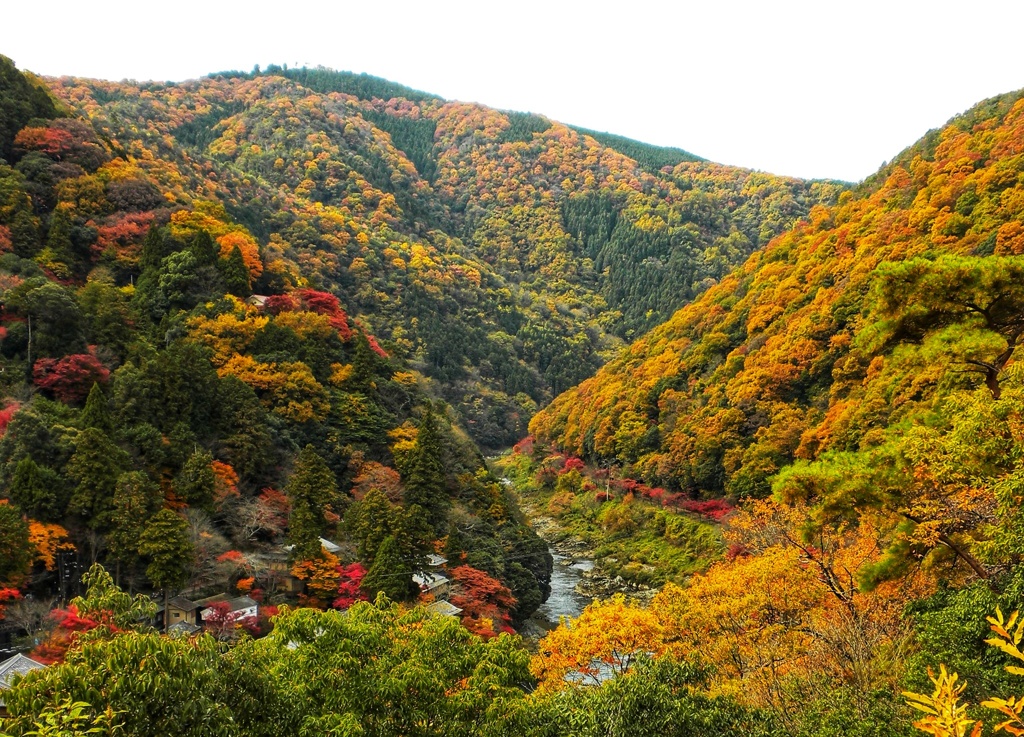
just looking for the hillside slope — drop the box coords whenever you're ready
[0,55,552,626]
[41,65,842,447]
[531,88,1024,499]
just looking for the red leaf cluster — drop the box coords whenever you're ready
[560,457,585,474]
[294,288,353,340]
[33,354,110,404]
[0,402,20,438]
[449,565,516,638]
[332,562,368,610]
[679,499,734,520]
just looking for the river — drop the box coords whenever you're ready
[522,550,594,638]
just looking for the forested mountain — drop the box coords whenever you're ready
[514,88,1024,735]
[531,87,1024,501]
[0,54,553,645]
[10,51,1024,737]
[34,63,842,448]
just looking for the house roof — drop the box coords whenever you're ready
[425,554,447,567]
[319,537,341,554]
[413,571,448,592]
[166,596,200,612]
[425,600,462,617]
[282,537,341,555]
[200,596,258,614]
[167,622,201,636]
[194,593,230,607]
[247,294,270,306]
[0,653,46,704]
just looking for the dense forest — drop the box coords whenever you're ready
[29,63,843,449]
[0,53,553,662]
[3,52,1024,737]
[526,86,1024,734]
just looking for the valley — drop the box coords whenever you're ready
[0,51,1023,737]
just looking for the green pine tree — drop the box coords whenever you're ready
[286,445,339,561]
[108,471,160,584]
[349,487,399,564]
[0,501,31,586]
[174,449,216,511]
[360,534,416,602]
[189,230,219,267]
[45,207,74,264]
[403,406,448,531]
[138,508,194,630]
[219,244,251,297]
[80,382,113,435]
[67,427,129,535]
[9,456,56,521]
[349,331,378,394]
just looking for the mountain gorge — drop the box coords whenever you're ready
[3,50,1024,737]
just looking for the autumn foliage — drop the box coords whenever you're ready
[32,354,109,403]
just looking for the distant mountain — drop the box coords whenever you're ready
[33,64,842,447]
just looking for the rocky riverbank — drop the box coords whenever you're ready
[517,506,657,606]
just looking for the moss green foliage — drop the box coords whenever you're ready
[498,450,721,587]
[1,600,770,737]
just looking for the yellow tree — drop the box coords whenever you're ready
[531,594,665,692]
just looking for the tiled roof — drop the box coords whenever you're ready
[424,600,462,617]
[166,596,200,611]
[413,571,449,591]
[0,653,46,705]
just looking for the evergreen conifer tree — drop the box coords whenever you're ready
[360,534,416,602]
[80,382,113,435]
[286,445,338,561]
[220,244,251,297]
[0,501,31,586]
[403,406,448,531]
[9,456,53,520]
[138,509,194,630]
[108,471,159,584]
[174,449,216,511]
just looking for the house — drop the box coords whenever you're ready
[0,653,45,716]
[246,294,270,309]
[275,538,344,595]
[195,594,259,625]
[413,571,450,599]
[282,537,342,556]
[425,554,447,568]
[166,621,202,637]
[157,596,201,629]
[264,551,304,594]
[424,600,462,618]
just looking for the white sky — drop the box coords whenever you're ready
[5,0,1024,182]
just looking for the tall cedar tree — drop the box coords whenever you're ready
[349,331,378,394]
[360,534,417,602]
[403,407,448,531]
[174,449,216,511]
[220,244,251,297]
[66,428,128,535]
[79,382,112,435]
[138,508,193,630]
[286,445,338,561]
[0,501,31,586]
[107,471,159,584]
[9,456,53,521]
